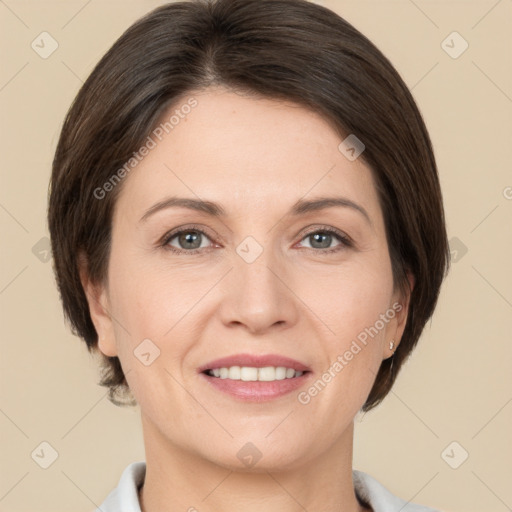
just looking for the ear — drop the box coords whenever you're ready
[78,251,118,357]
[383,271,415,360]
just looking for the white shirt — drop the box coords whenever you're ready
[95,461,441,512]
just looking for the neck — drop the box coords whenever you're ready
[138,415,368,512]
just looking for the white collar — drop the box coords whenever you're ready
[96,461,440,512]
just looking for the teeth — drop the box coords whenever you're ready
[207,366,304,381]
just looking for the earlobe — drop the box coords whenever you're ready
[97,335,118,358]
[78,253,118,357]
[89,285,118,357]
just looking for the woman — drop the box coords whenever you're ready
[47,0,450,510]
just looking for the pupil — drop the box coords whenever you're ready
[180,231,200,249]
[312,233,330,248]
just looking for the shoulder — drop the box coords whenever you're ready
[94,461,146,512]
[353,470,442,512]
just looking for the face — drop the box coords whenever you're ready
[84,87,411,472]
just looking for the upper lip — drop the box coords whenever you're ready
[198,353,312,373]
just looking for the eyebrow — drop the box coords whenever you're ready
[139,195,372,225]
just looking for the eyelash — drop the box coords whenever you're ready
[159,224,353,255]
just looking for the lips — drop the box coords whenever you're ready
[197,353,313,402]
[197,353,312,373]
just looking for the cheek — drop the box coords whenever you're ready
[298,269,393,421]
[297,255,394,407]
[107,240,196,337]
[302,256,394,342]
[106,250,210,399]
[106,259,189,412]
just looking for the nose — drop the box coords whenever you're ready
[217,243,300,335]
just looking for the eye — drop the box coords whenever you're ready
[161,225,215,254]
[296,226,352,254]
[160,224,352,255]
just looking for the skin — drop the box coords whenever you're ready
[82,86,413,512]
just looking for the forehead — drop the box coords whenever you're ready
[114,87,380,224]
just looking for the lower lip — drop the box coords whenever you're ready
[199,372,312,402]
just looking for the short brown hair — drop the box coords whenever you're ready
[47,0,450,410]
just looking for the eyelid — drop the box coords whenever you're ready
[159,223,218,249]
[160,223,353,254]
[295,225,353,253]
[299,224,353,245]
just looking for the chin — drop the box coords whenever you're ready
[196,437,313,474]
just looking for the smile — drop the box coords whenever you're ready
[204,366,305,381]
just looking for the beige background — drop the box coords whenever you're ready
[1,0,511,511]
